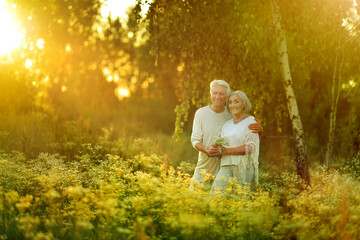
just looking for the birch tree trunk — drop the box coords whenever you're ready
[271,0,310,185]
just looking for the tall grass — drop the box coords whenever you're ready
[1,111,359,239]
[1,145,360,239]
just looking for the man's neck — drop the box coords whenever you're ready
[210,104,225,113]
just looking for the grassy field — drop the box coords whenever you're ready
[1,127,360,240]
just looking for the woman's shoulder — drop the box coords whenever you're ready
[222,119,234,129]
[246,115,256,123]
[224,118,234,125]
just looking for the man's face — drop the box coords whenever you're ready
[210,84,227,108]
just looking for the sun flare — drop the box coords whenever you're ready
[0,0,24,56]
[116,87,131,100]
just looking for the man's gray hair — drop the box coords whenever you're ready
[228,91,252,113]
[210,80,231,96]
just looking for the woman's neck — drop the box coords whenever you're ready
[233,113,249,123]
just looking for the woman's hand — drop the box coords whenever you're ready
[195,143,222,157]
[220,146,227,155]
[219,145,248,156]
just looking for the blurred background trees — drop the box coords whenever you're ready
[137,0,360,169]
[0,0,359,172]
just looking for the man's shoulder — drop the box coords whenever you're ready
[195,106,211,115]
[224,109,232,119]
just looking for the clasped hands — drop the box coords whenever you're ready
[205,144,223,157]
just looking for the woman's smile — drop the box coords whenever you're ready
[228,94,244,116]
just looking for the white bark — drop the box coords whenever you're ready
[271,0,310,184]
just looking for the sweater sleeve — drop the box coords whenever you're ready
[244,130,259,154]
[244,126,260,182]
[191,109,203,148]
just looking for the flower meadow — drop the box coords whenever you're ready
[1,137,360,240]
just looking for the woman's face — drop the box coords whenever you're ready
[228,94,244,116]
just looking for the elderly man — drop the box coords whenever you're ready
[190,80,262,185]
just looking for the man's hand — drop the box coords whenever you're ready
[248,118,263,136]
[195,143,221,157]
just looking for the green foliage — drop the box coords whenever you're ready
[0,151,36,195]
[1,0,360,237]
[140,0,360,164]
[1,142,360,239]
[341,152,360,179]
[212,135,230,146]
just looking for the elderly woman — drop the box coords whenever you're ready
[211,91,260,192]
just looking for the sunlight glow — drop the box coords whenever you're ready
[177,63,184,72]
[116,87,131,100]
[100,0,135,23]
[100,0,152,24]
[43,76,49,83]
[36,39,45,49]
[0,0,24,56]
[114,73,119,82]
[65,44,71,52]
[97,0,152,46]
[141,81,149,89]
[25,59,32,69]
[103,66,134,100]
[342,0,360,36]
[131,76,137,84]
[103,67,111,75]
[342,79,357,89]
